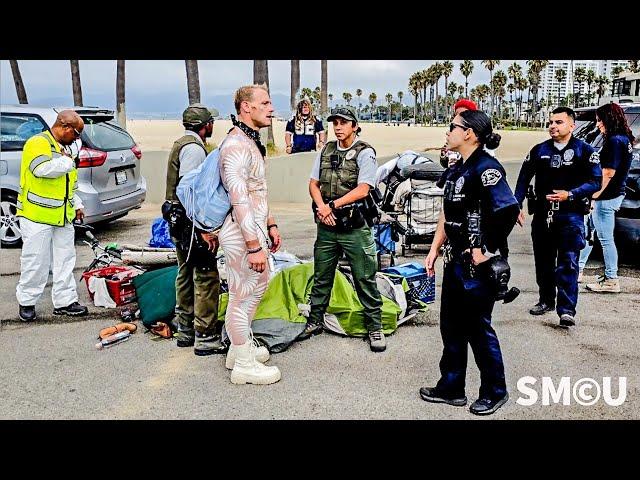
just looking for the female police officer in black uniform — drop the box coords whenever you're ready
[421,110,519,416]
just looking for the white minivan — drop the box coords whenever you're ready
[0,105,147,247]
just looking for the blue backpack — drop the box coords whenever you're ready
[176,140,231,232]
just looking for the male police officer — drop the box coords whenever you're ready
[514,107,602,327]
[16,110,89,321]
[163,103,226,355]
[304,106,385,352]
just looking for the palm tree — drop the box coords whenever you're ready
[515,76,528,127]
[482,60,500,117]
[368,93,377,120]
[585,69,597,106]
[447,81,458,103]
[460,60,474,97]
[419,69,429,124]
[491,71,507,119]
[185,60,201,104]
[116,60,126,129]
[457,85,464,99]
[526,60,548,125]
[595,75,609,105]
[629,60,640,73]
[432,62,443,123]
[385,93,393,123]
[9,60,28,104]
[408,75,418,123]
[555,68,566,106]
[573,66,587,107]
[507,83,515,120]
[301,87,314,102]
[476,84,490,111]
[424,66,436,125]
[290,60,300,112]
[70,60,83,106]
[356,88,363,118]
[253,60,274,146]
[526,67,541,127]
[611,65,625,79]
[397,91,403,121]
[321,60,328,118]
[508,62,523,123]
[441,60,454,116]
[343,92,352,106]
[313,86,321,111]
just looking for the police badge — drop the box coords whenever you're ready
[589,151,600,164]
[481,169,502,186]
[563,149,574,164]
[455,176,465,193]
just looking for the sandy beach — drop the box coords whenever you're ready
[127,119,549,162]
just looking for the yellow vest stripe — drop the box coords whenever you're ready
[27,191,65,208]
[29,154,52,174]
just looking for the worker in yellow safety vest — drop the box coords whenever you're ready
[16,110,89,321]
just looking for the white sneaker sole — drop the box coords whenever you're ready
[230,369,281,385]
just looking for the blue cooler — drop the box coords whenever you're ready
[381,262,436,304]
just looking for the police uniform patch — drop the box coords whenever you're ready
[345,150,356,160]
[455,176,465,193]
[481,168,502,186]
[589,151,600,164]
[563,149,574,162]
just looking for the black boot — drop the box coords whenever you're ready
[19,305,37,322]
[529,302,554,316]
[53,302,88,316]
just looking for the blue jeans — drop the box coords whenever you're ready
[579,195,624,278]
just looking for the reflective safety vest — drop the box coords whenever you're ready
[16,131,78,226]
[319,140,375,201]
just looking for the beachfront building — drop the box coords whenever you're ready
[540,60,631,106]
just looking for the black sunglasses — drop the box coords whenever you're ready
[449,122,469,132]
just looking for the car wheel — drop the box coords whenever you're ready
[1,190,22,248]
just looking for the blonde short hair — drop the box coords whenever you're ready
[234,84,269,114]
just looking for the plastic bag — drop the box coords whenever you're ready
[149,217,175,248]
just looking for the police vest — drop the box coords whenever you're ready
[17,131,78,226]
[165,134,207,202]
[319,140,375,201]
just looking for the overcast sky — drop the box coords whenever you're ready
[1,60,528,114]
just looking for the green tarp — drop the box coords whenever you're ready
[218,263,403,336]
[134,262,424,351]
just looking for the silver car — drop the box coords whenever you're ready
[0,105,147,247]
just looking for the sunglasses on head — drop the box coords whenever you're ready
[449,122,469,132]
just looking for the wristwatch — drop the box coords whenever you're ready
[328,200,335,210]
[567,191,574,201]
